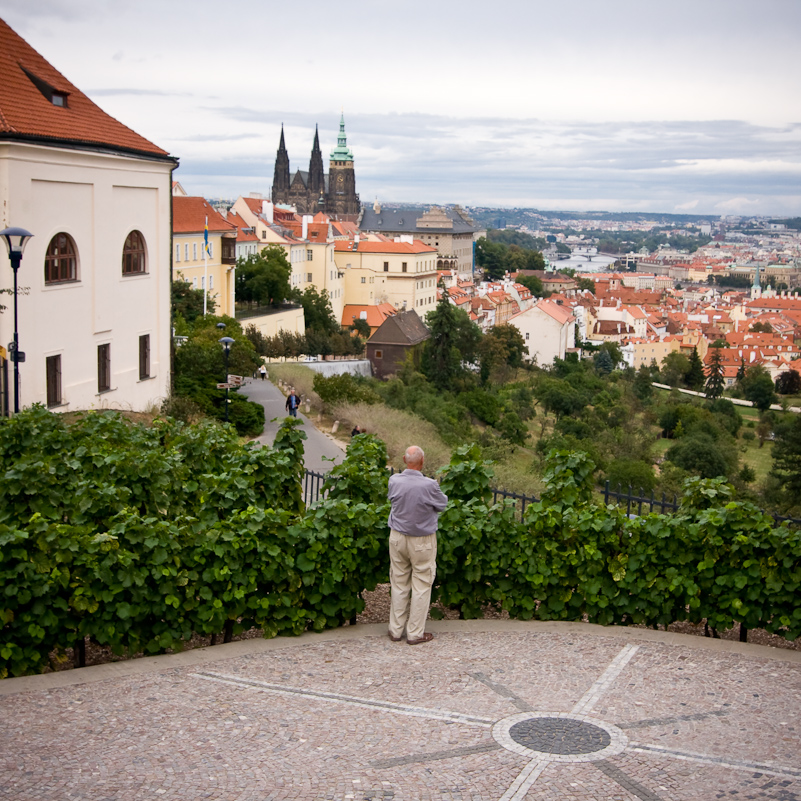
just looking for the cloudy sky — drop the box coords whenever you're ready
[3,0,800,216]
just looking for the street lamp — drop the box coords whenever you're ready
[0,227,33,414]
[219,336,235,423]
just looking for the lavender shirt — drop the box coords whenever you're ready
[387,469,448,537]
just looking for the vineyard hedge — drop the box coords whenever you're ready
[1,408,800,678]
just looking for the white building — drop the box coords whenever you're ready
[508,299,576,367]
[0,19,177,414]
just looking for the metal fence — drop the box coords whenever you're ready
[302,470,801,527]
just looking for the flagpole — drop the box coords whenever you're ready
[203,215,208,316]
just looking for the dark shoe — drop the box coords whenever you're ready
[407,633,434,646]
[388,633,403,642]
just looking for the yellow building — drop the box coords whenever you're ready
[334,239,438,313]
[173,196,237,316]
[229,197,344,320]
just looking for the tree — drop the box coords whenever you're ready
[598,341,623,368]
[595,350,614,375]
[300,286,339,335]
[172,279,216,329]
[775,369,801,396]
[171,316,263,435]
[771,414,801,496]
[740,365,777,412]
[421,290,463,390]
[350,317,371,339]
[535,378,585,419]
[633,364,653,401]
[686,346,705,391]
[475,237,507,280]
[516,273,546,297]
[735,357,747,384]
[706,348,726,400]
[235,244,292,308]
[749,321,773,334]
[666,434,732,479]
[660,351,690,387]
[575,277,596,294]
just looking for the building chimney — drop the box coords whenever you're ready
[261,200,274,225]
[302,214,312,240]
[353,233,360,251]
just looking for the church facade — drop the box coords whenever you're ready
[271,115,360,219]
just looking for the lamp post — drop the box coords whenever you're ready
[219,336,235,423]
[0,227,33,414]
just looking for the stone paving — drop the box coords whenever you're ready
[1,621,799,800]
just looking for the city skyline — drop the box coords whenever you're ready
[1,0,799,216]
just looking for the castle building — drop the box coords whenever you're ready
[271,115,360,220]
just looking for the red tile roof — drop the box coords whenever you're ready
[0,19,172,160]
[341,303,397,328]
[335,240,436,254]
[173,197,236,234]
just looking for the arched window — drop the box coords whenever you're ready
[44,233,78,284]
[122,230,146,275]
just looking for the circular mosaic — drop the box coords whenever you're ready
[492,712,628,764]
[509,717,611,755]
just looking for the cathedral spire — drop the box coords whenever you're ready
[272,123,290,204]
[308,124,325,198]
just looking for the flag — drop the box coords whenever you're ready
[204,217,209,255]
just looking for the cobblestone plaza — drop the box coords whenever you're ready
[1,621,799,800]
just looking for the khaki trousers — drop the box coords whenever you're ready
[388,529,437,642]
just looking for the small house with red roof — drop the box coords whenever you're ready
[508,299,576,367]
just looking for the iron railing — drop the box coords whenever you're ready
[302,470,801,526]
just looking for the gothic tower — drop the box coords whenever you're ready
[308,125,324,198]
[271,125,290,205]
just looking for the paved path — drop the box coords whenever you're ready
[240,378,345,474]
[2,621,799,800]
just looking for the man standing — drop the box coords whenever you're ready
[387,446,448,645]
[285,389,300,417]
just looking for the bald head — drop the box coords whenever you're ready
[403,446,425,470]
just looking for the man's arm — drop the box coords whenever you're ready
[428,480,448,511]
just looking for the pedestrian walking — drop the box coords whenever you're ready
[285,389,301,417]
[386,445,448,645]
[259,364,267,380]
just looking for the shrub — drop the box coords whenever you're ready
[606,458,656,493]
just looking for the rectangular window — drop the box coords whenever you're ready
[209,275,213,290]
[402,262,407,273]
[139,335,150,380]
[97,344,111,393]
[307,249,313,261]
[193,243,197,260]
[208,241,213,258]
[175,244,180,262]
[46,355,62,407]
[525,332,530,340]
[361,276,366,284]
[201,276,205,289]
[384,261,389,272]
[262,231,266,239]
[375,349,383,359]
[185,244,189,261]
[193,277,197,289]
[306,272,312,282]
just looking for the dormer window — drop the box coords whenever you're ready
[20,64,70,107]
